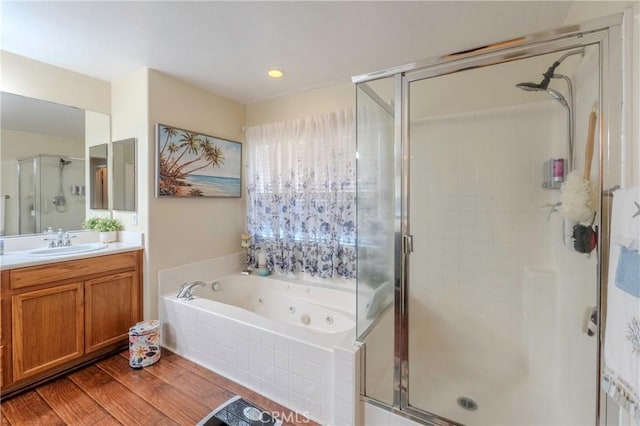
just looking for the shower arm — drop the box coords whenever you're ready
[552,73,575,171]
[539,49,585,90]
[58,166,65,198]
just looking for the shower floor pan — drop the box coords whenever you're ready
[409,360,592,425]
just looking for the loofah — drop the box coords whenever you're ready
[560,170,595,224]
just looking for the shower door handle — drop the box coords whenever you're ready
[403,234,414,254]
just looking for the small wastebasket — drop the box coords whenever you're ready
[129,320,161,369]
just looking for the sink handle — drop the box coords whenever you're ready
[64,232,77,247]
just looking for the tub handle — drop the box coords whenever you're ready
[212,281,221,291]
[177,280,206,300]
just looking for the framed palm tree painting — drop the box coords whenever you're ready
[155,124,242,197]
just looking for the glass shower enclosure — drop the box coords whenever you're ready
[18,154,85,234]
[356,15,624,426]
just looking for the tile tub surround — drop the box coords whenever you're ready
[157,252,245,296]
[158,260,360,425]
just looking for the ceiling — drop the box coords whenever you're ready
[1,1,573,105]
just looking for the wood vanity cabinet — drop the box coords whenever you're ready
[0,250,142,396]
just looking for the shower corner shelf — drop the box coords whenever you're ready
[542,182,562,190]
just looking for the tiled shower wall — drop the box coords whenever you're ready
[408,100,599,423]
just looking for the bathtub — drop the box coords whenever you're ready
[159,273,358,425]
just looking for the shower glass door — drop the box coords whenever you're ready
[405,45,601,424]
[356,77,396,406]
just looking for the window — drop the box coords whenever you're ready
[246,110,355,279]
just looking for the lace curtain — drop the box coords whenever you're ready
[246,109,356,279]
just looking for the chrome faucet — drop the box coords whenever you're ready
[63,232,75,246]
[43,227,56,248]
[43,227,75,248]
[177,281,207,300]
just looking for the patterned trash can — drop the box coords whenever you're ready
[129,320,161,369]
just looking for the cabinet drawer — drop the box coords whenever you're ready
[10,252,138,289]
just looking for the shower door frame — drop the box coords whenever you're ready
[354,13,624,426]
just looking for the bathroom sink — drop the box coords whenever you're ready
[25,242,108,257]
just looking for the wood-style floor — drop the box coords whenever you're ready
[0,349,317,426]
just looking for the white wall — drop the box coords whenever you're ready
[145,70,246,319]
[110,68,247,319]
[246,82,353,126]
[110,68,148,234]
[564,1,635,25]
[0,51,110,114]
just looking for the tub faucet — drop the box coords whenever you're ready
[177,281,207,300]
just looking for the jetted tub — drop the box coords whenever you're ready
[159,273,357,424]
[186,274,354,336]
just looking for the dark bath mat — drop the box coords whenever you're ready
[197,395,283,426]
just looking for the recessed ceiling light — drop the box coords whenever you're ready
[267,69,284,78]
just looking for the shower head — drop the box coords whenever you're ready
[515,82,547,92]
[516,51,582,173]
[546,87,569,109]
[516,82,569,108]
[515,48,586,93]
[59,158,72,171]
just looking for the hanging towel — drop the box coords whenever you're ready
[603,187,640,423]
[616,186,640,251]
[617,247,640,298]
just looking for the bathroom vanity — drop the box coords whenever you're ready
[0,246,143,396]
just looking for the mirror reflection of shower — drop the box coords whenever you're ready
[17,155,85,234]
[89,144,109,210]
[52,158,72,212]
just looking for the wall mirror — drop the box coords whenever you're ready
[0,91,110,236]
[112,138,136,211]
[89,144,109,210]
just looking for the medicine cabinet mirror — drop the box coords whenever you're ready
[89,144,109,210]
[112,138,136,212]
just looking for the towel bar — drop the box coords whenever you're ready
[603,185,621,197]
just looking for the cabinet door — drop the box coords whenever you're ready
[85,271,140,353]
[12,283,84,381]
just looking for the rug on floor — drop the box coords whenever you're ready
[196,395,283,426]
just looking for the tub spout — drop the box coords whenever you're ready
[177,281,207,300]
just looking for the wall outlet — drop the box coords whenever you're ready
[132,213,138,226]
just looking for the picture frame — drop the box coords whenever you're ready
[155,123,242,198]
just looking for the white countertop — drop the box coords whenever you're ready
[0,231,144,270]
